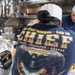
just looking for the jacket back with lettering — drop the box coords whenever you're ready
[12,23,75,75]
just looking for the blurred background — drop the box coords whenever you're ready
[0,0,74,41]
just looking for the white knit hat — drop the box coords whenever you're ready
[72,5,75,12]
[41,4,62,20]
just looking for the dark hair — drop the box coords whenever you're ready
[50,17,60,24]
[37,10,51,23]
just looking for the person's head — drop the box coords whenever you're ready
[71,5,75,22]
[37,4,62,25]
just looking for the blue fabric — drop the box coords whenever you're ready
[62,15,75,32]
[12,23,75,75]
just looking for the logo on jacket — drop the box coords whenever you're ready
[17,45,65,75]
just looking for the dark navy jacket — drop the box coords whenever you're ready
[12,23,75,75]
[62,15,75,32]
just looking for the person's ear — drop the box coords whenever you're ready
[59,21,62,26]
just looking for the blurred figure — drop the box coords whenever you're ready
[12,4,75,75]
[62,5,75,32]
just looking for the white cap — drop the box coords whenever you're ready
[72,5,75,12]
[41,4,62,20]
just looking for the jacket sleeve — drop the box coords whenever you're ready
[12,28,26,75]
[12,45,25,75]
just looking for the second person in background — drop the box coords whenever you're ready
[62,5,75,32]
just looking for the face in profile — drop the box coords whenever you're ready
[71,11,75,22]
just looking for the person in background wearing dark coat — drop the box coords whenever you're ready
[62,5,75,32]
[12,4,75,75]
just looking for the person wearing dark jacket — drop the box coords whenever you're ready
[12,4,75,75]
[62,5,75,32]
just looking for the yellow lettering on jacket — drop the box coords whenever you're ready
[61,36,73,48]
[36,34,44,44]
[44,34,59,47]
[23,30,73,49]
